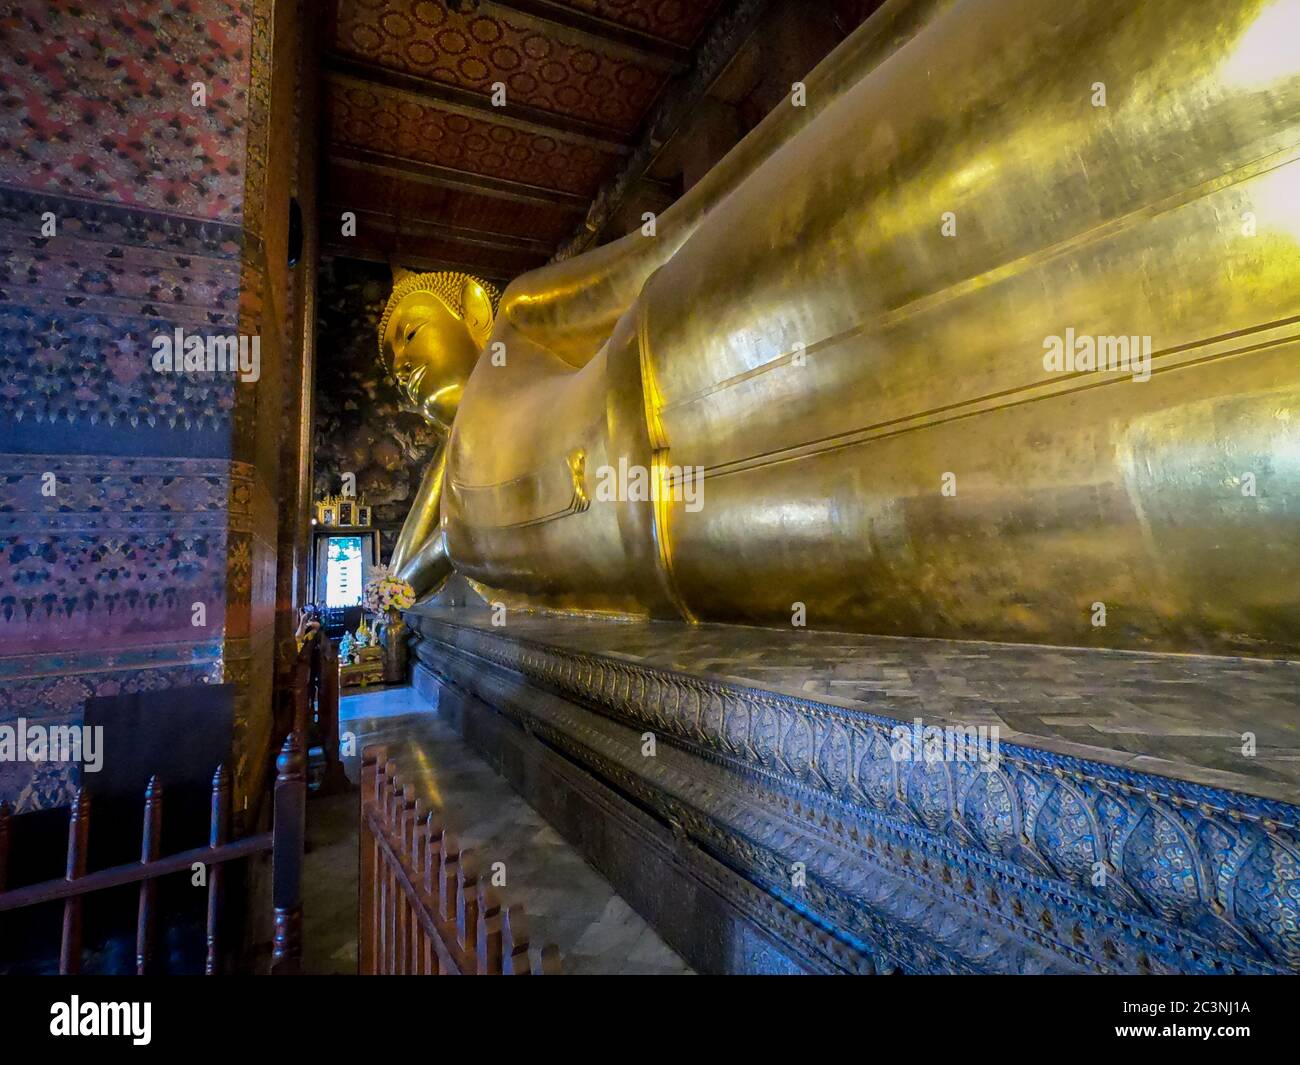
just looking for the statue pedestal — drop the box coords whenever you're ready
[406,605,1300,975]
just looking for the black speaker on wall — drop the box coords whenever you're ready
[287,196,303,268]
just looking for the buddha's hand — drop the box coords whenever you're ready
[395,528,453,602]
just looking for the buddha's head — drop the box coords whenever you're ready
[378,269,500,431]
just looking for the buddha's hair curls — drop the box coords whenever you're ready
[377,271,501,362]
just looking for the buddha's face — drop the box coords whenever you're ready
[382,291,484,432]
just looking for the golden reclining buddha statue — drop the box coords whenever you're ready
[381,0,1300,658]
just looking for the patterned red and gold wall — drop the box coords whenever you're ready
[0,0,304,813]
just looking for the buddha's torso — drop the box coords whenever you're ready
[439,0,1300,656]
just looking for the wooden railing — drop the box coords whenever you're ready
[0,731,306,975]
[359,746,561,975]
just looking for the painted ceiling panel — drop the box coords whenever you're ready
[322,162,582,243]
[322,227,547,281]
[332,0,670,133]
[548,0,727,46]
[323,0,735,283]
[327,79,621,196]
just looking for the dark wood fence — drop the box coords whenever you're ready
[359,746,561,975]
[0,731,306,975]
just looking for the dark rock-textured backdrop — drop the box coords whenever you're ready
[312,257,440,562]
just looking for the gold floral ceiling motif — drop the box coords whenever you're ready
[333,0,670,133]
[329,81,621,196]
[320,1,879,282]
[540,0,725,46]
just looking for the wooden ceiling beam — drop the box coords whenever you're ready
[552,0,772,260]
[481,0,691,68]
[320,243,516,286]
[324,55,633,154]
[328,146,591,212]
[322,203,555,256]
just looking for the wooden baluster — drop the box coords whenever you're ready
[408,799,424,875]
[456,849,480,963]
[501,904,531,975]
[423,919,437,976]
[59,788,91,975]
[438,831,460,925]
[358,748,379,975]
[409,798,426,974]
[319,638,345,793]
[372,748,389,807]
[385,773,401,973]
[531,944,562,975]
[383,764,398,826]
[409,899,420,975]
[271,732,306,975]
[0,800,11,895]
[393,782,405,975]
[476,879,502,975]
[291,646,310,739]
[390,775,405,972]
[136,776,162,975]
[374,760,390,973]
[422,809,443,896]
[397,785,416,974]
[422,810,442,975]
[205,765,230,975]
[376,848,388,974]
[406,788,420,975]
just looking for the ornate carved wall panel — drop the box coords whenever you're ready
[0,184,243,454]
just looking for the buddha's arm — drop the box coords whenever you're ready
[391,441,454,599]
[390,441,447,575]
[497,0,952,369]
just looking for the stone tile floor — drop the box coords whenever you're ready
[302,685,691,976]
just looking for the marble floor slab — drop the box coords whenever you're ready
[409,605,1300,806]
[301,685,692,976]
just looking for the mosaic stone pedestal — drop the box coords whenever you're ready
[407,605,1300,975]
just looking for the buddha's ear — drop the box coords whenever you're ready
[460,276,495,348]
